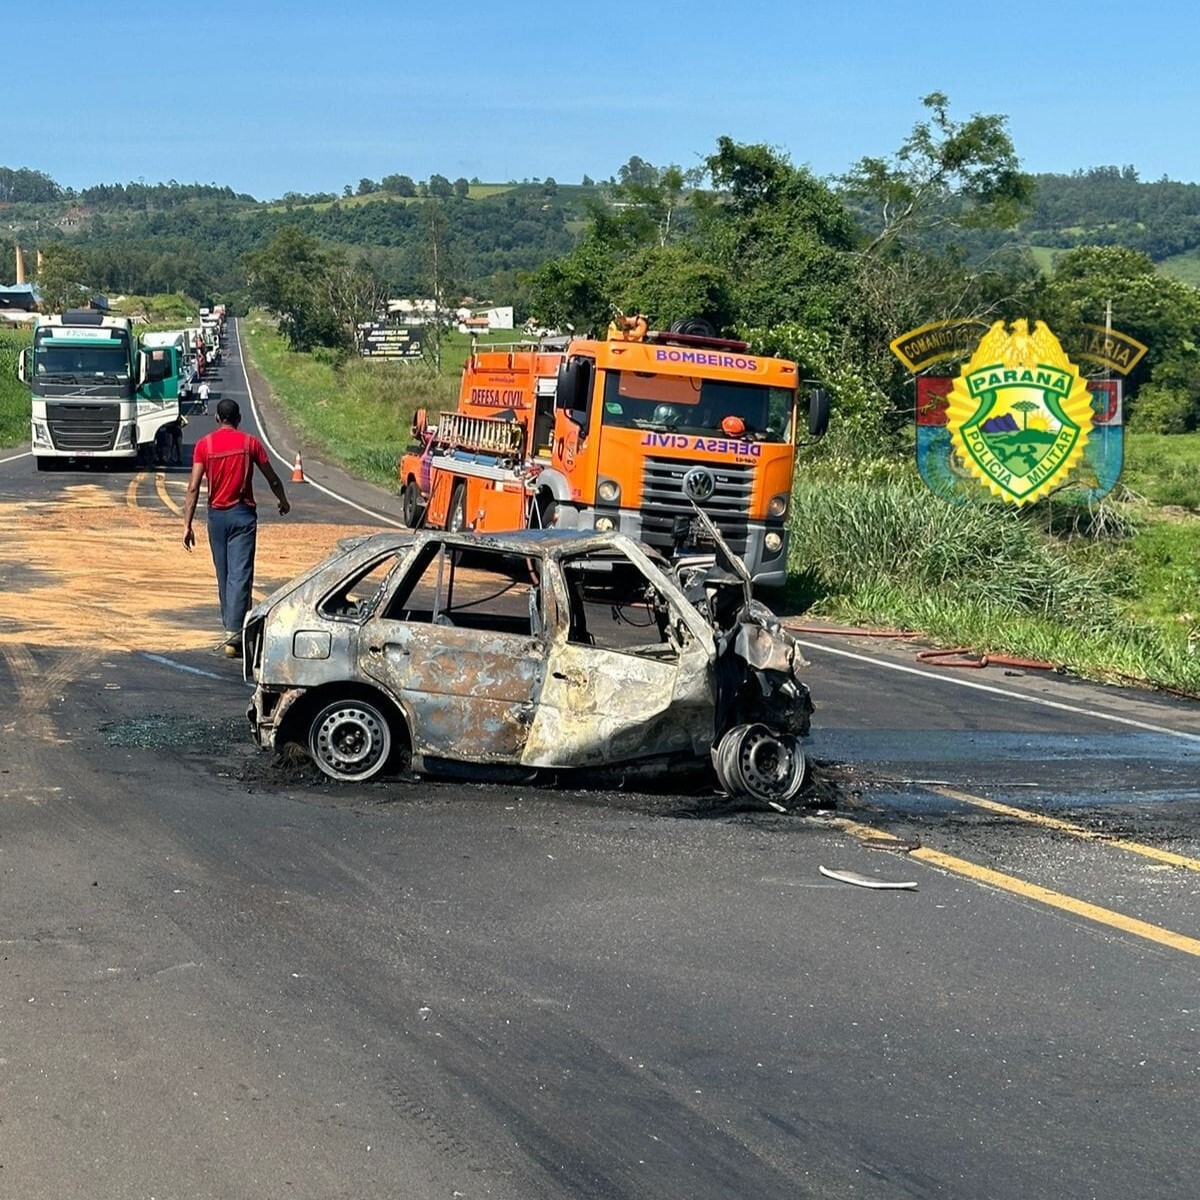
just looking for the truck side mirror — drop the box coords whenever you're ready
[806,387,830,439]
[555,357,593,424]
[142,349,172,385]
[17,347,30,384]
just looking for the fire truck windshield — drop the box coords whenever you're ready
[601,371,793,442]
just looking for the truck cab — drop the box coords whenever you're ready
[21,309,179,469]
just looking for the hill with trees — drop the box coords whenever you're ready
[3,96,1200,432]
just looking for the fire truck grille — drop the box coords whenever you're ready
[640,457,753,554]
[46,402,120,452]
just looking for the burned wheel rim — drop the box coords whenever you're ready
[713,723,807,804]
[308,699,392,782]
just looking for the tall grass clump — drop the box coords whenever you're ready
[788,466,1200,693]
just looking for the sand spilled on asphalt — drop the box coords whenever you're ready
[0,475,380,654]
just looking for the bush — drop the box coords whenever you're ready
[1129,383,1194,434]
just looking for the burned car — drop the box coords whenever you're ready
[244,528,813,804]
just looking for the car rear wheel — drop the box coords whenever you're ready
[307,697,393,782]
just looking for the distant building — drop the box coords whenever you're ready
[0,282,39,324]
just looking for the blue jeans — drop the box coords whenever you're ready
[207,503,258,635]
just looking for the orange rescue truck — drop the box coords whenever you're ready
[398,318,825,587]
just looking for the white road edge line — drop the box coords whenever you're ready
[139,652,235,682]
[233,319,404,528]
[0,449,32,465]
[794,638,1200,743]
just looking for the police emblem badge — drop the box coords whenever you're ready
[946,319,1094,506]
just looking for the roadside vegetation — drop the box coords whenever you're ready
[0,327,31,448]
[241,316,457,487]
[787,454,1200,694]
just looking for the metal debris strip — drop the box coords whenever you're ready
[819,866,919,891]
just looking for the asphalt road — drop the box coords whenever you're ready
[1,323,1198,1199]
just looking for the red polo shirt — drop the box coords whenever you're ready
[193,427,269,510]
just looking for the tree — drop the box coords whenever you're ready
[35,243,92,311]
[357,178,378,196]
[698,138,857,330]
[453,177,470,199]
[1040,245,1200,430]
[617,156,658,189]
[428,174,453,199]
[842,92,1034,259]
[381,173,417,197]
[241,226,341,351]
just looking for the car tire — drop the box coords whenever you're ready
[401,479,424,528]
[307,697,393,782]
[447,482,467,532]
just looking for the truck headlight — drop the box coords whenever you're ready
[597,478,621,504]
[31,421,50,446]
[768,493,788,518]
[595,515,616,532]
[765,531,784,553]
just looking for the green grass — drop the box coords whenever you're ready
[0,326,32,448]
[240,317,458,488]
[787,464,1200,695]
[1157,248,1200,287]
[1123,431,1200,508]
[1028,245,1058,272]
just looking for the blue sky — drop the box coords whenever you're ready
[5,0,1196,200]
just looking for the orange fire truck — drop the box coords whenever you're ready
[398,319,825,587]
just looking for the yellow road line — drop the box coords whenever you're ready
[125,471,145,508]
[155,471,182,515]
[837,819,1200,958]
[932,785,1200,873]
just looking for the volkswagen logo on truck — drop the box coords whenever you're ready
[683,466,716,502]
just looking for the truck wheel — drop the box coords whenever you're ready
[537,494,559,528]
[401,479,424,528]
[447,482,468,532]
[307,697,393,782]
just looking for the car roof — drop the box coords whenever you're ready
[341,527,656,560]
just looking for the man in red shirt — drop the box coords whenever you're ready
[183,398,291,656]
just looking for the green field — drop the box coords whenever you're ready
[262,184,518,213]
[0,326,32,448]
[1158,248,1200,287]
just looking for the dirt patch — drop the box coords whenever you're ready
[0,474,378,656]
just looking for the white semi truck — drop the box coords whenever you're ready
[20,308,180,470]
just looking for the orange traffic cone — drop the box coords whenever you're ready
[291,453,306,483]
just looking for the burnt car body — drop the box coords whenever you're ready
[244,528,813,803]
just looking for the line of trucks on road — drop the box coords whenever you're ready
[18,303,224,470]
[16,304,821,587]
